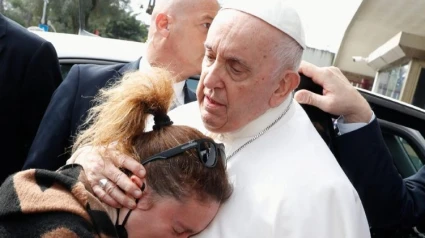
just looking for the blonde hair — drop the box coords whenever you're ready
[73,68,174,156]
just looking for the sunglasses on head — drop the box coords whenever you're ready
[142,138,226,168]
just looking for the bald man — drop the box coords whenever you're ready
[24,0,219,171]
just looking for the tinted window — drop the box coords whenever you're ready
[187,79,199,92]
[60,64,73,80]
[397,136,424,171]
[412,68,425,109]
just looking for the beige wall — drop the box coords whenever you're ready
[342,70,374,90]
[401,59,425,103]
[302,47,335,67]
[334,0,425,78]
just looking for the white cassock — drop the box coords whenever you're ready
[169,96,371,238]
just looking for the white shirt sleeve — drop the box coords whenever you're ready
[336,112,376,135]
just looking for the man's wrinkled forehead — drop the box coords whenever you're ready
[209,9,278,42]
[205,10,279,65]
[154,0,219,16]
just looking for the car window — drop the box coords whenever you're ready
[397,136,424,171]
[381,119,425,178]
[382,132,417,178]
[60,64,73,80]
[187,79,199,92]
[58,60,125,79]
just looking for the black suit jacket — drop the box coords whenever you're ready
[24,60,196,171]
[0,14,62,182]
[336,119,425,229]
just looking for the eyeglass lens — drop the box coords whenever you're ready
[199,141,216,167]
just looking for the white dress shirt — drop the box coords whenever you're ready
[336,113,376,135]
[171,81,186,108]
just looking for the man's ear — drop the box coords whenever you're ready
[269,70,300,108]
[155,13,171,38]
[130,175,153,210]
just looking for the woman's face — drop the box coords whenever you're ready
[127,196,220,238]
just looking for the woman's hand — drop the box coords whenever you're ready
[68,145,146,209]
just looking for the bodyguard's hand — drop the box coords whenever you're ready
[294,61,373,123]
[68,145,146,209]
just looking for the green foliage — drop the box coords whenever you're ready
[2,0,43,27]
[102,11,149,42]
[1,0,148,42]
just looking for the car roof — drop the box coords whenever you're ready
[358,88,425,115]
[358,87,425,137]
[31,31,146,63]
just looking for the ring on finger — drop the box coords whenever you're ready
[99,178,108,189]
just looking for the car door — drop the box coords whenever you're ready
[360,89,425,178]
[360,90,425,237]
[380,120,425,178]
[58,59,127,79]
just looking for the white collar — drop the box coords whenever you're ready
[138,56,151,72]
[214,95,294,142]
[173,80,186,104]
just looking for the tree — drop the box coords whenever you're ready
[102,11,148,42]
[2,0,43,27]
[2,0,143,38]
[47,0,131,34]
[2,0,147,42]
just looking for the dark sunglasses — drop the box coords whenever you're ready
[142,139,226,168]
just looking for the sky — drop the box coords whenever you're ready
[129,0,363,53]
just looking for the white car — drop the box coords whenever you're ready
[30,31,146,78]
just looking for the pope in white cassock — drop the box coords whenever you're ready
[168,0,371,237]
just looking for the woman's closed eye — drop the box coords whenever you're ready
[173,225,194,237]
[173,227,185,236]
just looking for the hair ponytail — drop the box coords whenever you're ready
[73,67,175,156]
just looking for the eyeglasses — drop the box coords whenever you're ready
[142,139,226,168]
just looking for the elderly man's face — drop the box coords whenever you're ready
[197,10,286,133]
